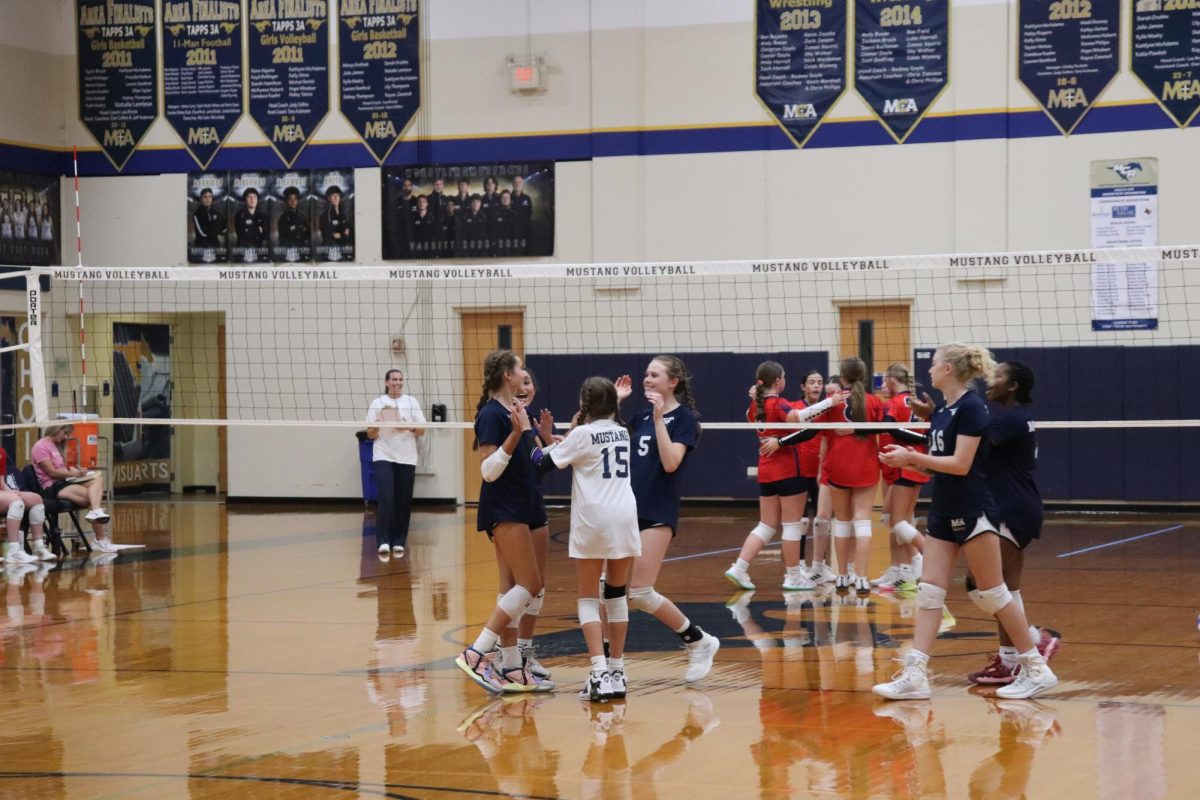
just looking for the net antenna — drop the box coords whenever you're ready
[72,145,88,412]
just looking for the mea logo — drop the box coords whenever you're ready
[1162,79,1200,101]
[1107,162,1142,182]
[782,103,817,119]
[882,98,917,115]
[103,127,135,147]
[273,124,306,142]
[364,119,397,139]
[1046,88,1088,109]
[188,127,220,145]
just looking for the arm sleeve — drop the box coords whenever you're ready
[480,447,512,482]
[777,428,822,446]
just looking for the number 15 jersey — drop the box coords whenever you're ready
[548,418,641,559]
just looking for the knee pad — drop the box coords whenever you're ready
[28,504,45,525]
[853,519,872,539]
[602,582,627,600]
[799,517,811,537]
[1010,589,1024,613]
[752,637,778,654]
[917,582,947,611]
[813,517,830,538]
[497,585,533,621]
[5,499,24,520]
[892,520,919,544]
[971,583,1013,615]
[628,585,665,614]
[604,596,629,624]
[832,519,853,539]
[781,521,804,542]
[525,589,545,617]
[750,522,777,544]
[577,597,602,626]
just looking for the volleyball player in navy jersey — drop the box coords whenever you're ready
[967,360,1060,685]
[875,344,1057,701]
[615,355,720,681]
[455,350,548,694]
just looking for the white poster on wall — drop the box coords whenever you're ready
[1090,158,1158,331]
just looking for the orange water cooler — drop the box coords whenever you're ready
[65,423,100,469]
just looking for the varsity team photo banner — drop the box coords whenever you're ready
[754,0,848,149]
[162,0,244,169]
[339,0,421,163]
[76,0,159,171]
[0,170,61,268]
[248,0,331,167]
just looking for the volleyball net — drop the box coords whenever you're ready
[2,244,1198,500]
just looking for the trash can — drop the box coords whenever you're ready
[356,430,377,504]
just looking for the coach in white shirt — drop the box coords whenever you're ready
[366,369,426,559]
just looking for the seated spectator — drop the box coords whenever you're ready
[31,425,120,553]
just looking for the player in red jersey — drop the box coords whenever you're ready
[812,358,883,596]
[726,362,841,592]
[873,363,930,591]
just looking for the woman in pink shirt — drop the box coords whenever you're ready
[31,425,118,553]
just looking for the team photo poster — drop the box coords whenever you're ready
[187,170,355,264]
[382,162,555,260]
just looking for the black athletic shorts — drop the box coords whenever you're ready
[759,475,806,497]
[638,517,677,538]
[891,477,920,488]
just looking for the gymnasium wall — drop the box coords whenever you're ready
[3,0,1199,500]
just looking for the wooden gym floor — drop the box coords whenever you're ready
[0,500,1198,799]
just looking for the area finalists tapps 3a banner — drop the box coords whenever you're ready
[339,0,421,163]
[162,0,244,168]
[76,0,159,171]
[754,0,848,148]
[248,0,331,167]
[1131,0,1200,128]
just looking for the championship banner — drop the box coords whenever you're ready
[112,322,172,493]
[381,163,554,260]
[0,170,61,268]
[312,169,355,263]
[1090,159,1159,331]
[854,0,949,143]
[339,0,421,163]
[162,0,244,168]
[754,0,847,149]
[1018,0,1119,135]
[1132,0,1200,128]
[248,0,331,167]
[187,172,230,264]
[76,0,159,171]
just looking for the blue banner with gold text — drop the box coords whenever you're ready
[755,0,847,148]
[76,0,159,171]
[248,0,330,167]
[1132,0,1200,128]
[339,0,421,163]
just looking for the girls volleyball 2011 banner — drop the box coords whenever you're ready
[381,162,555,260]
[187,169,354,264]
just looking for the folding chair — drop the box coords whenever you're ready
[19,464,90,557]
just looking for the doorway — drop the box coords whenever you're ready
[837,304,911,384]
[460,310,525,503]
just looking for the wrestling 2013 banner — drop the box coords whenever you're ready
[248,0,331,167]
[339,0,421,163]
[162,0,244,169]
[76,0,159,171]
[854,0,949,143]
[1132,0,1200,128]
[754,0,847,149]
[1018,0,1120,135]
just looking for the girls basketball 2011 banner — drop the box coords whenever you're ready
[248,0,331,167]
[162,0,244,169]
[854,0,949,143]
[339,0,421,163]
[381,163,554,260]
[0,170,61,268]
[754,0,848,149]
[1018,0,1120,135]
[76,0,159,171]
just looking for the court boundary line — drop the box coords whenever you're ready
[1056,525,1185,558]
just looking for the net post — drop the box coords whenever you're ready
[25,273,49,424]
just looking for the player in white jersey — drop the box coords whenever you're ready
[535,377,641,702]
